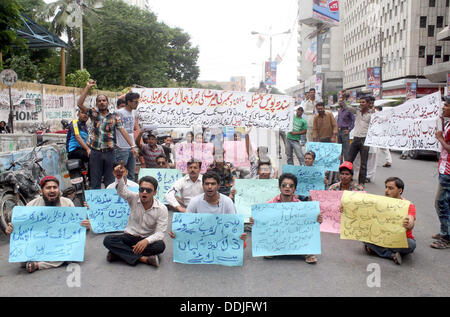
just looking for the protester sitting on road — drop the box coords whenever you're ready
[5,176,77,273]
[206,151,237,196]
[431,97,450,249]
[168,171,247,244]
[77,80,138,189]
[155,154,171,169]
[329,161,364,191]
[247,145,278,179]
[106,161,139,189]
[249,173,322,264]
[362,177,416,265]
[229,161,273,202]
[103,163,168,267]
[299,150,329,201]
[165,159,203,213]
[136,132,166,168]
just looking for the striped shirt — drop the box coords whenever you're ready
[87,108,123,150]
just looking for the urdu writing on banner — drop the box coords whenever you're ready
[251,202,321,257]
[138,168,182,204]
[281,164,325,197]
[9,206,87,262]
[172,213,244,267]
[340,191,410,248]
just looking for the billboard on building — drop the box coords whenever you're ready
[264,61,277,86]
[299,0,340,26]
[447,73,450,97]
[406,82,417,100]
[367,67,381,89]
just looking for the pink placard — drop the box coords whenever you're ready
[310,190,343,234]
[223,141,250,168]
[174,142,214,174]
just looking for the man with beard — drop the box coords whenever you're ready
[77,80,138,189]
[5,176,76,273]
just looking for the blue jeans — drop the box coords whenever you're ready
[437,173,450,240]
[285,138,304,165]
[115,148,136,181]
[364,238,416,259]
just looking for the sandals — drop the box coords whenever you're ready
[430,239,450,249]
[364,244,375,255]
[382,163,391,167]
[305,255,317,264]
[392,252,402,265]
[146,255,160,267]
[431,233,445,240]
[106,251,118,263]
[26,261,39,273]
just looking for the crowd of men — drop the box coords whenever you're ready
[3,80,449,274]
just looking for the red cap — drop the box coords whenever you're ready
[339,161,353,174]
[39,176,59,188]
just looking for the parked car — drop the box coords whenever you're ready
[408,149,440,161]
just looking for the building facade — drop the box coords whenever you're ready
[342,0,449,98]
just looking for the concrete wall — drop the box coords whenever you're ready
[0,81,122,133]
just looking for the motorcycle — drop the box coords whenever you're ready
[64,158,89,207]
[0,140,48,234]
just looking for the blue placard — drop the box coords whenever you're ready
[282,164,325,197]
[9,206,87,262]
[251,202,321,257]
[138,168,182,204]
[172,213,244,266]
[306,142,342,171]
[84,188,138,233]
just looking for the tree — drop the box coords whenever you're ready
[68,0,199,90]
[0,0,25,56]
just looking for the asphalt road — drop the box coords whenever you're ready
[0,150,448,297]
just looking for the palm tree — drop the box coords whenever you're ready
[40,0,100,48]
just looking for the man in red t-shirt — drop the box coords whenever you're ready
[363,177,416,265]
[431,98,450,249]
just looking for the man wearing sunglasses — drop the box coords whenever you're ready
[103,163,168,267]
[262,173,323,264]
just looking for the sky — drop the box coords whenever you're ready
[146,0,300,92]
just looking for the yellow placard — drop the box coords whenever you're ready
[340,191,410,248]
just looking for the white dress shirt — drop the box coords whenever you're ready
[165,174,203,207]
[116,178,168,244]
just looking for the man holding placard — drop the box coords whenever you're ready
[328,162,364,192]
[363,177,416,265]
[6,176,77,273]
[250,173,322,264]
[103,163,168,267]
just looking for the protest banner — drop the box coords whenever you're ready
[9,206,87,262]
[234,179,279,222]
[138,168,182,204]
[305,142,342,171]
[84,188,138,234]
[364,92,442,151]
[132,88,294,131]
[310,190,343,234]
[340,191,410,248]
[223,140,250,168]
[172,213,244,266]
[174,142,214,174]
[251,202,321,257]
[281,164,325,197]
